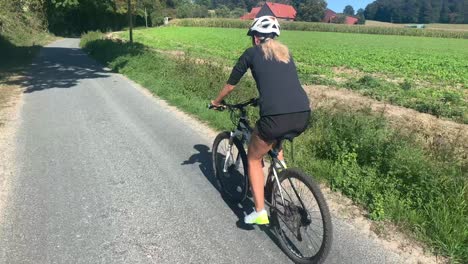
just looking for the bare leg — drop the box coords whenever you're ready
[278,149,284,161]
[247,131,273,212]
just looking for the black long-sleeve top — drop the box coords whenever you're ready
[227,45,311,117]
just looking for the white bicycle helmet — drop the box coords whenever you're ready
[247,16,281,37]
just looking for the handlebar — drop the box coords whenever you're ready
[208,98,258,111]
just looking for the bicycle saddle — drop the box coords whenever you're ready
[278,132,299,142]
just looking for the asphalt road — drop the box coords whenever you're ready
[0,39,406,264]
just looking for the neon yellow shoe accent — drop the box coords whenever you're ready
[254,212,270,225]
[245,209,270,225]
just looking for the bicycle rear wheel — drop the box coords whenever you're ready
[270,169,332,264]
[212,132,249,203]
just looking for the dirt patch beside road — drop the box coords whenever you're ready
[305,85,468,165]
[0,75,23,226]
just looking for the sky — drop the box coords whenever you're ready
[326,0,375,13]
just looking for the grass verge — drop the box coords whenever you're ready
[0,4,55,81]
[81,32,467,263]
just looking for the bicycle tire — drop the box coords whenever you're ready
[212,131,249,203]
[270,168,332,264]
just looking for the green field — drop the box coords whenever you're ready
[123,27,468,85]
[119,26,468,123]
[81,32,467,262]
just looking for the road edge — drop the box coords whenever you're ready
[0,81,23,229]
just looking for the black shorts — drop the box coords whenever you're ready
[255,111,311,143]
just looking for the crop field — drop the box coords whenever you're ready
[427,23,468,31]
[171,18,468,38]
[120,26,468,123]
[366,20,468,31]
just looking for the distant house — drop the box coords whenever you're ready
[345,16,359,25]
[241,2,297,21]
[240,7,261,20]
[323,9,337,23]
[322,9,358,25]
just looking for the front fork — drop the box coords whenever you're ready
[222,130,288,208]
[223,132,241,173]
[223,138,233,173]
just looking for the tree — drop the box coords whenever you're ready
[214,5,230,17]
[230,7,247,18]
[343,5,354,16]
[419,0,432,23]
[364,1,377,21]
[296,0,327,22]
[331,14,347,23]
[194,0,211,8]
[440,0,449,23]
[362,0,466,24]
[401,0,419,23]
[176,3,208,18]
[44,0,140,35]
[430,0,442,22]
[290,0,302,12]
[50,0,79,8]
[127,0,133,43]
[193,4,208,17]
[356,8,365,24]
[133,0,168,27]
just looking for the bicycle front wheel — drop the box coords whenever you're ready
[212,132,249,203]
[270,169,333,264]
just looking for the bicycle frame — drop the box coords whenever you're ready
[220,100,287,208]
[212,99,332,262]
[222,113,251,173]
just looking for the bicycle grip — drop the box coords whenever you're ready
[208,101,226,111]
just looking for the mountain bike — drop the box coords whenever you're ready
[209,98,332,264]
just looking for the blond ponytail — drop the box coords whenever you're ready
[260,39,290,64]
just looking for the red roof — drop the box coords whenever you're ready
[265,2,296,19]
[240,7,261,20]
[321,8,358,25]
[323,9,336,23]
[345,16,358,25]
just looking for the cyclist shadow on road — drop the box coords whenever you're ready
[181,144,282,246]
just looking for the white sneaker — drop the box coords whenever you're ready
[244,209,269,225]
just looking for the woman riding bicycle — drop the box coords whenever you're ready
[211,16,311,225]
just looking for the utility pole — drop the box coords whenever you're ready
[127,0,133,43]
[145,8,148,28]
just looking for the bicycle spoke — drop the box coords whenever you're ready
[277,211,320,258]
[213,134,249,203]
[276,212,300,236]
[287,177,308,212]
[282,232,305,258]
[271,173,330,260]
[303,228,321,253]
[275,202,315,254]
[302,218,324,238]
